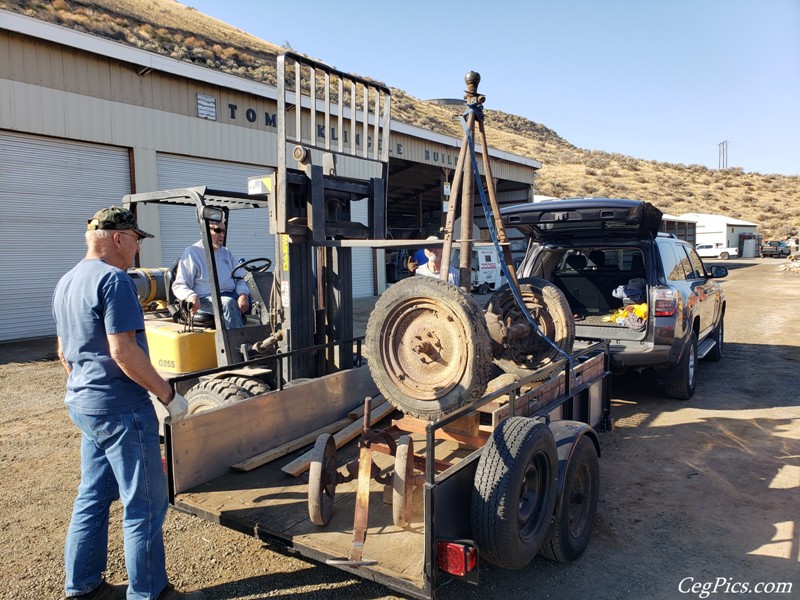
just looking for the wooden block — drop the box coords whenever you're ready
[281,399,397,477]
[393,415,489,449]
[231,416,354,472]
[443,412,480,436]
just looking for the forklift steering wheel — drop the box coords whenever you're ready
[232,257,272,277]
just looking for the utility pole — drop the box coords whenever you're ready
[718,140,729,169]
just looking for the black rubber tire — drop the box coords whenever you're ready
[471,418,558,570]
[478,282,490,296]
[308,434,337,526]
[539,436,600,563]
[665,332,697,400]
[365,276,492,420]
[220,375,271,396]
[706,318,723,362]
[185,379,250,415]
[392,435,415,528]
[486,277,575,379]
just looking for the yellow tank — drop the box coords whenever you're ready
[144,321,217,374]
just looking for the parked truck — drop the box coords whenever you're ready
[696,243,738,260]
[138,56,611,599]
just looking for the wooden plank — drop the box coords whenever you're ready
[347,395,386,419]
[231,416,354,472]
[393,415,490,449]
[281,400,397,477]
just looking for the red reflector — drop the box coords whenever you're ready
[437,542,477,577]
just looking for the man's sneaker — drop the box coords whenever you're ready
[156,583,207,600]
[66,580,126,600]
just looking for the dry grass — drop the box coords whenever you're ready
[3,0,799,239]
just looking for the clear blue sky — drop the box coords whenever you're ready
[182,0,800,176]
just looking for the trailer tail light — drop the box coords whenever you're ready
[654,287,678,317]
[437,541,478,581]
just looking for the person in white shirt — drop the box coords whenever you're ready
[415,236,460,286]
[172,221,249,328]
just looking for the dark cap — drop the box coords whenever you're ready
[87,206,154,238]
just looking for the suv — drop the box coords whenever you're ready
[761,240,791,258]
[501,197,727,399]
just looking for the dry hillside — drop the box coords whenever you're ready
[3,0,799,239]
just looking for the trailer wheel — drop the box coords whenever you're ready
[220,375,270,397]
[185,379,250,415]
[471,417,558,569]
[308,434,338,526]
[365,276,492,420]
[486,277,574,379]
[539,436,599,563]
[392,435,415,528]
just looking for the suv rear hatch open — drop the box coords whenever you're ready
[501,197,663,245]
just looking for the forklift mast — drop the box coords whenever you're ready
[271,52,391,381]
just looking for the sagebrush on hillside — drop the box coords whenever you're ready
[3,0,798,239]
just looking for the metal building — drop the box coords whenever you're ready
[0,11,540,342]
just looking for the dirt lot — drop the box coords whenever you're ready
[1,258,798,600]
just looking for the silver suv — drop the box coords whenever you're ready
[501,197,728,399]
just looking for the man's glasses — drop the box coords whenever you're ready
[210,227,226,234]
[119,231,144,246]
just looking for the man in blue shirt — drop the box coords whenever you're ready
[53,206,203,600]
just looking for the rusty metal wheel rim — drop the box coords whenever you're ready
[378,296,469,401]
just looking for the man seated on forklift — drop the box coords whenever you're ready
[172,219,250,328]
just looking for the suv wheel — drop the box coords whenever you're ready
[665,332,697,400]
[706,318,723,362]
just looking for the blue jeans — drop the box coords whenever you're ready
[65,404,169,600]
[198,293,244,328]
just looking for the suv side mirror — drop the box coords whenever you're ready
[709,265,728,279]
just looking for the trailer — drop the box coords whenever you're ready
[164,340,610,599]
[129,55,612,598]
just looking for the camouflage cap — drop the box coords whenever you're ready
[87,206,154,238]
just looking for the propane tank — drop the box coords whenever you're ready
[128,267,170,307]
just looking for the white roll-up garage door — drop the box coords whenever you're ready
[155,153,375,298]
[156,153,273,268]
[0,132,131,341]
[350,200,375,298]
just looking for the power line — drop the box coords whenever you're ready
[718,140,729,169]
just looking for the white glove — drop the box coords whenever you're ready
[164,393,189,424]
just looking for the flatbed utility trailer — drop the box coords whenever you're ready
[164,340,610,600]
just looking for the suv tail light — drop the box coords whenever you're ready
[437,541,478,580]
[654,287,678,317]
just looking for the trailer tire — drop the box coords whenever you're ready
[365,276,492,420]
[471,417,558,569]
[308,434,337,526]
[185,379,250,415]
[392,435,415,528]
[486,277,574,379]
[539,436,599,563]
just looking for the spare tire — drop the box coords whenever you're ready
[365,276,492,420]
[485,277,574,378]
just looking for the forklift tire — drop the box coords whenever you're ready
[365,276,492,420]
[220,375,271,397]
[471,417,558,570]
[185,379,250,415]
[485,277,574,379]
[392,435,415,528]
[308,433,338,526]
[539,436,600,563]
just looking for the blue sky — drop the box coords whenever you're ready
[182,0,800,176]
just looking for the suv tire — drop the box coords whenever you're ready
[665,332,697,400]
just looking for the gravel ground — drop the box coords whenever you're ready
[1,258,798,600]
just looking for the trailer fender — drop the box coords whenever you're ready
[547,420,600,503]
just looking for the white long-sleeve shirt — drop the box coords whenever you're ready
[172,241,249,302]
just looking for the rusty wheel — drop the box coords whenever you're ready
[365,277,492,420]
[308,434,337,526]
[485,277,574,379]
[392,435,415,528]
